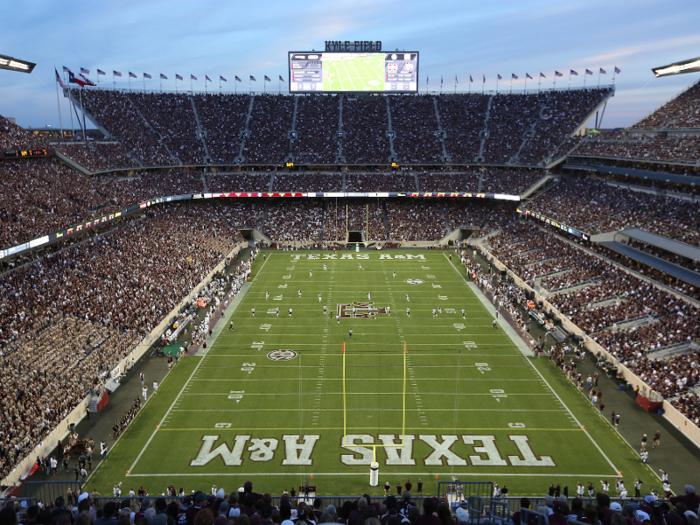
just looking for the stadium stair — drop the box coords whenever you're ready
[127,97,182,166]
[474,95,493,162]
[432,97,451,162]
[286,97,299,164]
[236,97,256,163]
[336,94,345,163]
[385,97,397,162]
[200,171,209,193]
[645,340,698,361]
[547,278,599,297]
[189,95,212,163]
[509,98,546,164]
[382,201,391,240]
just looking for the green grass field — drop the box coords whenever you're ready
[88,251,656,497]
[323,54,385,91]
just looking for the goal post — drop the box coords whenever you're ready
[341,341,407,463]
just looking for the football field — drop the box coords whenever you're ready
[323,54,385,91]
[89,251,654,497]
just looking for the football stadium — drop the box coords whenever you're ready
[2,3,700,525]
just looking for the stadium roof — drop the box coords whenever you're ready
[600,240,700,288]
[617,228,700,263]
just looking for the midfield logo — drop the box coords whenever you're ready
[337,301,388,319]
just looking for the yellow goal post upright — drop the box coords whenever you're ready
[342,342,408,466]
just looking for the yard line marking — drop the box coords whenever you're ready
[127,356,207,474]
[444,253,620,474]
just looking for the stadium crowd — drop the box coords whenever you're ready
[575,136,700,165]
[390,96,444,164]
[292,96,339,164]
[0,202,249,478]
[486,220,700,400]
[193,94,250,164]
[634,81,700,129]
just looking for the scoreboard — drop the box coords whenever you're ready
[289,51,419,93]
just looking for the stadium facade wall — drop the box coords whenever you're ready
[1,241,247,492]
[477,244,700,450]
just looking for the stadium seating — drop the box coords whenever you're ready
[68,89,610,169]
[633,81,700,129]
[0,202,252,478]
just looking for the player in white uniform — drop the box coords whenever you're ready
[386,306,390,315]
[462,309,466,318]
[318,293,322,302]
[358,264,364,270]
[276,307,279,317]
[252,307,255,316]
[336,314,340,324]
[309,269,312,277]
[324,264,327,271]
[298,289,302,298]
[153,381,159,395]
[142,386,148,400]
[432,308,437,317]
[407,307,411,317]
[289,308,293,317]
[266,291,269,300]
[406,293,410,302]
[438,306,442,314]
[367,292,371,300]
[393,270,396,278]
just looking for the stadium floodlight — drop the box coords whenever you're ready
[652,56,700,78]
[0,54,36,74]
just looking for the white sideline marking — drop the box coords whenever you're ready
[128,254,273,473]
[444,254,620,474]
[127,355,208,473]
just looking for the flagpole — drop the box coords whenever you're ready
[496,76,499,94]
[613,66,617,85]
[538,76,541,94]
[160,77,163,92]
[143,76,146,93]
[524,76,527,93]
[568,71,571,90]
[190,77,193,95]
[468,77,471,94]
[113,73,115,90]
[55,68,65,142]
[583,73,586,89]
[454,76,457,94]
[509,77,513,94]
[80,87,87,144]
[128,75,131,92]
[598,69,601,88]
[68,89,75,141]
[482,76,484,95]
[97,71,100,89]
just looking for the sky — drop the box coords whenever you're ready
[1,0,699,129]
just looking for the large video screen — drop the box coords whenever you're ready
[289,52,419,93]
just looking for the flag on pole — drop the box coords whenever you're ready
[250,75,256,81]
[511,74,518,79]
[526,73,533,80]
[80,67,90,75]
[235,76,242,82]
[144,73,152,79]
[80,74,96,86]
[97,69,106,76]
[599,68,606,75]
[540,72,546,78]
[497,74,502,80]
[555,71,563,77]
[264,75,271,82]
[176,74,183,80]
[63,66,72,73]
[220,76,227,82]
[570,70,578,76]
[483,74,485,83]
[206,75,212,82]
[455,75,458,84]
[160,73,168,80]
[113,71,122,77]
[191,74,197,80]
[585,69,593,75]
[614,67,621,74]
[469,75,473,83]
[129,72,137,78]
[68,72,86,87]
[279,75,284,82]
[55,68,66,89]
[440,75,443,85]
